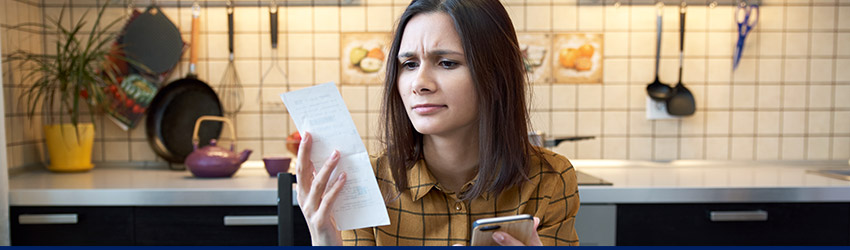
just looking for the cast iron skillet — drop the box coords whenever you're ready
[146,2,222,167]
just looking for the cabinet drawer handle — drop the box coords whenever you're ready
[709,210,768,222]
[223,215,278,226]
[19,214,78,225]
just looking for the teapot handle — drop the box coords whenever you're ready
[192,115,237,150]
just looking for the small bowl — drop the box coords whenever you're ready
[263,157,292,177]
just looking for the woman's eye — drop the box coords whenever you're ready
[439,60,458,69]
[402,61,419,70]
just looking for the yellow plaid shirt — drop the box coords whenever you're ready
[341,148,580,246]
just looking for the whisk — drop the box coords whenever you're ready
[260,0,287,107]
[219,0,244,115]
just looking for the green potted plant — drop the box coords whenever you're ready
[8,2,129,172]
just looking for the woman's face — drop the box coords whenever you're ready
[397,12,478,137]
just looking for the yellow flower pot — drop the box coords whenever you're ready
[44,123,95,172]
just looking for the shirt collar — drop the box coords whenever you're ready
[407,160,491,201]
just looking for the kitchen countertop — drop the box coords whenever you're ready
[8,160,850,206]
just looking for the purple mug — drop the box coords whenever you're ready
[263,157,292,177]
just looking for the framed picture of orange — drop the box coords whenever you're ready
[518,33,552,84]
[552,33,603,84]
[340,33,392,85]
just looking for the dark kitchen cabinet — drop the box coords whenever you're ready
[10,206,134,246]
[10,206,280,246]
[616,203,850,246]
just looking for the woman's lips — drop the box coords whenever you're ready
[412,104,447,115]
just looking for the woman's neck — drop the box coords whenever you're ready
[422,129,480,194]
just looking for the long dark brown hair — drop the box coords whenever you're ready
[380,0,539,201]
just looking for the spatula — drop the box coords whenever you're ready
[666,2,696,116]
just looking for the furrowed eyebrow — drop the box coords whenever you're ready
[397,50,463,60]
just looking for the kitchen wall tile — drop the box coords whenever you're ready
[236,113,262,139]
[706,59,731,84]
[287,7,313,32]
[835,85,850,108]
[786,6,811,31]
[366,6,393,32]
[104,141,130,162]
[527,5,552,31]
[684,31,707,57]
[730,137,755,160]
[834,111,850,135]
[260,34,288,60]
[552,5,578,31]
[262,113,289,139]
[314,60,341,84]
[262,140,289,158]
[576,137,601,159]
[578,6,603,31]
[781,136,806,160]
[237,140,262,161]
[654,137,678,161]
[707,32,734,57]
[809,59,834,83]
[602,137,627,159]
[705,137,730,160]
[262,87,288,112]
[130,141,157,162]
[629,6,654,31]
[629,32,654,57]
[682,59,706,83]
[628,136,653,160]
[351,112,368,138]
[235,60,262,85]
[757,111,782,135]
[782,111,807,135]
[577,111,602,135]
[658,58,678,83]
[732,111,756,135]
[708,6,735,31]
[812,6,836,30]
[782,85,807,109]
[206,7,229,33]
[808,111,832,135]
[629,111,653,135]
[604,32,629,57]
[288,33,314,58]
[733,59,757,83]
[505,4,525,31]
[552,111,577,136]
[340,6,366,32]
[604,5,629,31]
[684,6,707,31]
[531,111,552,135]
[757,85,781,109]
[314,33,340,58]
[313,6,340,32]
[835,59,850,82]
[758,32,784,57]
[528,0,553,4]
[629,58,654,83]
[680,112,705,136]
[732,85,756,109]
[784,32,809,57]
[367,85,383,112]
[705,111,730,135]
[603,111,628,135]
[756,136,780,160]
[234,33,262,60]
[103,119,129,140]
[706,85,730,108]
[603,85,628,109]
[629,85,647,109]
[680,137,704,159]
[207,34,229,60]
[577,85,602,110]
[367,112,381,139]
[838,7,850,30]
[809,85,833,109]
[603,58,629,83]
[287,59,314,85]
[833,136,850,160]
[552,85,577,109]
[530,85,552,111]
[784,59,810,83]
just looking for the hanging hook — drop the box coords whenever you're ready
[709,0,718,8]
[271,0,279,14]
[226,0,234,14]
[614,0,621,8]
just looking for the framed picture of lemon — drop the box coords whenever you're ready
[341,33,392,85]
[552,33,603,84]
[517,33,552,84]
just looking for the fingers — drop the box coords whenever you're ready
[492,232,525,246]
[304,150,341,212]
[315,172,347,218]
[295,132,314,203]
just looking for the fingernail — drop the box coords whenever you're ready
[493,232,505,242]
[301,132,308,142]
[332,150,340,160]
[338,172,346,180]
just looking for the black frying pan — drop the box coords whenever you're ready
[146,2,222,166]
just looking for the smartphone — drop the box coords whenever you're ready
[470,214,534,246]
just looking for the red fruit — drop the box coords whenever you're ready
[132,104,144,114]
[125,98,134,107]
[80,89,89,99]
[286,131,301,155]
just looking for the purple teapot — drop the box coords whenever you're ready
[185,116,252,178]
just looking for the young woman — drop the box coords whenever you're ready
[295,0,579,246]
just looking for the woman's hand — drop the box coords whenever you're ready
[295,132,347,246]
[492,217,544,246]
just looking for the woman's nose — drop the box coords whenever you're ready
[411,66,437,95]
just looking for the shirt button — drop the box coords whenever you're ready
[455,202,463,211]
